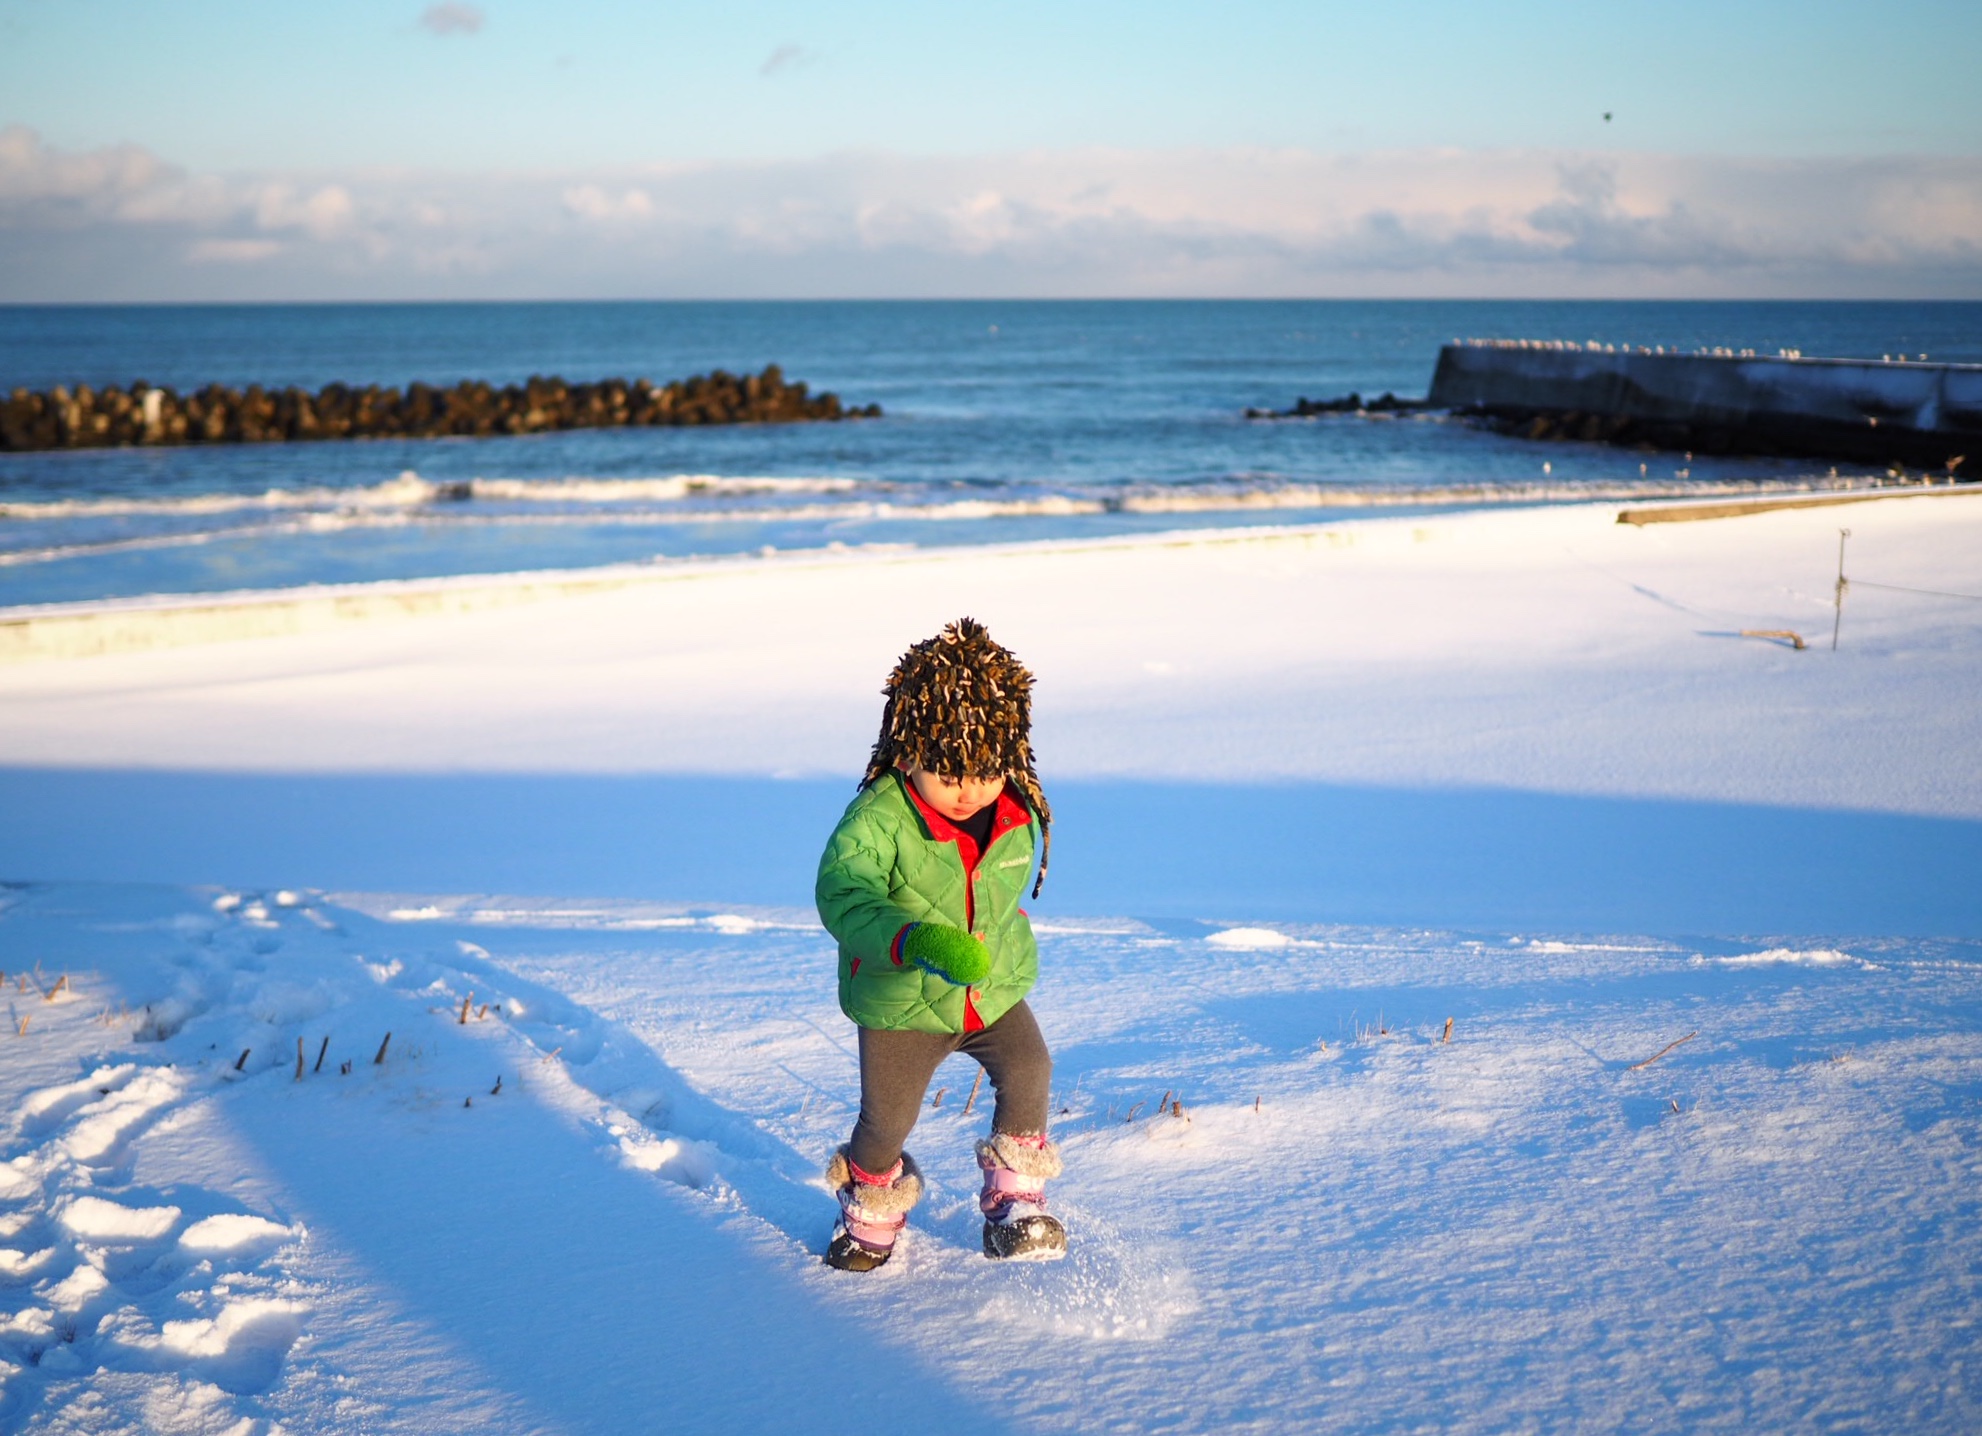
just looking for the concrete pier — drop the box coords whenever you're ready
[1428,341,1981,469]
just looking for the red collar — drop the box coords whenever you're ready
[897,771,1031,858]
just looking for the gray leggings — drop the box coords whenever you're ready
[848,999,1052,1175]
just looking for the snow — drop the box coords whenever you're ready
[1707,947,1860,968]
[56,1198,182,1244]
[1203,926,1299,950]
[177,1217,297,1257]
[2,493,1980,1431]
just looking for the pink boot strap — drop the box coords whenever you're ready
[979,1163,1048,1199]
[838,1188,907,1248]
[842,1211,904,1247]
[979,1158,1048,1217]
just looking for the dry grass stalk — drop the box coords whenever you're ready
[491,1075,503,1095]
[1740,629,1807,650]
[373,1032,392,1065]
[45,974,69,1001]
[294,1037,305,1080]
[314,1036,329,1073]
[931,1087,947,1109]
[1669,1098,1681,1113]
[541,1046,563,1065]
[1254,1094,1261,1112]
[1628,1031,1697,1071]
[1442,1017,1454,1044]
[476,1004,489,1021]
[1125,1101,1145,1123]
[963,1068,984,1115]
[234,1048,251,1071]
[458,993,473,1025]
[15,1015,27,1037]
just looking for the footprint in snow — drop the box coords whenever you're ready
[98,1296,309,1396]
[56,1068,189,1170]
[16,1063,139,1137]
[7,1034,309,1414]
[58,1194,184,1244]
[906,1193,1196,1342]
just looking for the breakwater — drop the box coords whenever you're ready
[1428,341,1979,470]
[0,365,878,453]
[1245,391,1427,419]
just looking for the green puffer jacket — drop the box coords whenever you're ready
[815,770,1040,1034]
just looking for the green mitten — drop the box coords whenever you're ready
[897,923,991,985]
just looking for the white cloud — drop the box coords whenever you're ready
[0,128,1976,300]
[252,183,357,239]
[419,4,484,37]
[561,184,654,223]
[0,123,229,227]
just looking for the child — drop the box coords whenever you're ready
[815,617,1065,1270]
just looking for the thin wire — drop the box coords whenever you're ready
[1850,580,1982,603]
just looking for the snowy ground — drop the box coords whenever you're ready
[3,493,1980,1432]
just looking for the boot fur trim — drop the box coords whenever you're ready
[825,1146,924,1216]
[976,1133,1062,1180]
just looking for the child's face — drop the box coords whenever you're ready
[906,767,1006,821]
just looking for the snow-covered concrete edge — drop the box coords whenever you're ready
[0,515,1434,663]
[0,485,1954,664]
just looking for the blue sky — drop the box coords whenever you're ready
[6,0,1978,165]
[1,1,1978,298]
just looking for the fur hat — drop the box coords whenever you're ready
[863,617,1052,896]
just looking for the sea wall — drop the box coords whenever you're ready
[1428,341,1982,469]
[0,364,879,452]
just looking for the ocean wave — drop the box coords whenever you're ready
[0,498,1108,565]
[0,513,417,567]
[1110,475,1879,514]
[464,474,860,504]
[0,472,1898,568]
[2,470,1881,526]
[0,471,861,520]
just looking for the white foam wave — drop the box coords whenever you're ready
[0,474,1902,573]
[0,471,860,520]
[467,474,857,503]
[0,499,1107,567]
[0,514,394,567]
[4,471,1881,527]
[1112,476,1877,515]
[0,471,437,520]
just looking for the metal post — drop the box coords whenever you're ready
[1831,528,1851,651]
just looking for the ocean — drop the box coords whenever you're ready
[2,299,1977,608]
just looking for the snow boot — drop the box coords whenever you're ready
[977,1132,1067,1262]
[824,1147,922,1272]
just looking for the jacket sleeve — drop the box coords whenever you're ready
[815,804,913,962]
